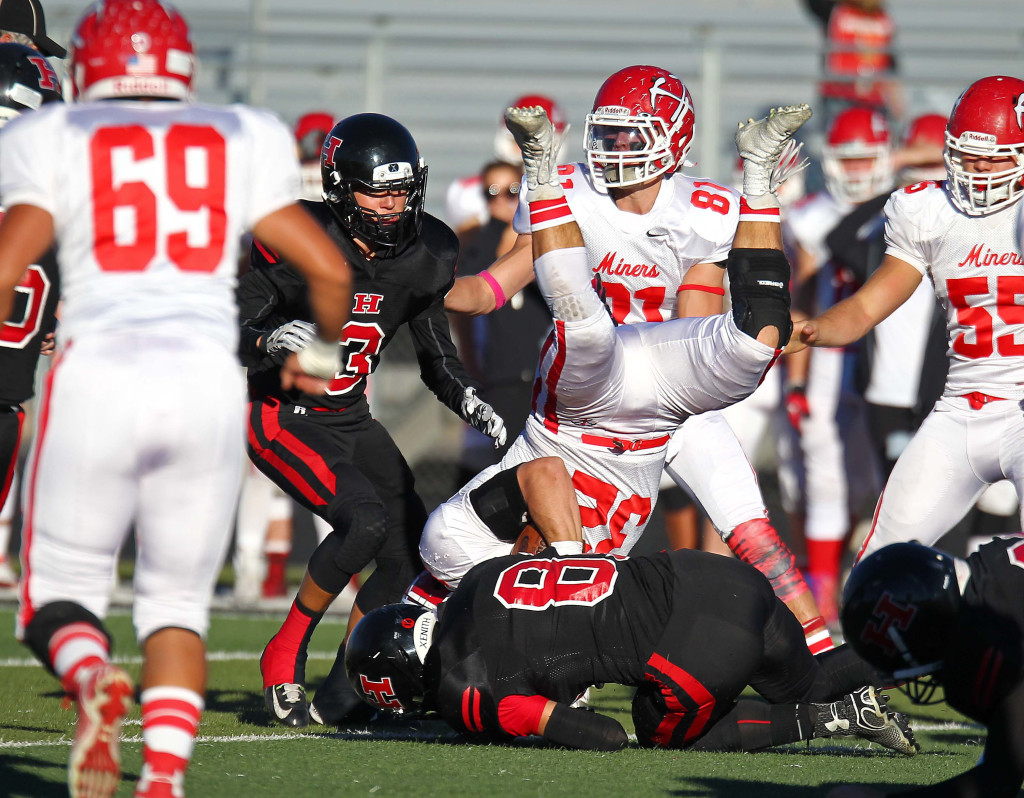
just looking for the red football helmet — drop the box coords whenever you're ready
[295,111,335,163]
[494,93,567,165]
[944,75,1024,216]
[900,112,948,184]
[70,0,195,102]
[584,65,695,189]
[822,106,894,203]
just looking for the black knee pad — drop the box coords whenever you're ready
[727,248,792,347]
[468,464,530,543]
[309,499,389,594]
[23,601,110,676]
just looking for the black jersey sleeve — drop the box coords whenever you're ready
[407,288,479,417]
[237,240,312,369]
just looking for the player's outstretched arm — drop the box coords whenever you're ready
[792,254,922,353]
[445,232,534,315]
[0,204,54,321]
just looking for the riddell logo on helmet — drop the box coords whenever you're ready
[959,131,997,146]
[595,106,630,118]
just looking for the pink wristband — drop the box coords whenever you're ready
[481,271,507,310]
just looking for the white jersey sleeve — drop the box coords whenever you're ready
[883,181,942,275]
[234,104,302,228]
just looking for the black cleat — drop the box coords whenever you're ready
[264,683,310,728]
[815,685,920,755]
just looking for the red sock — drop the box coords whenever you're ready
[804,539,843,582]
[263,552,289,596]
[260,600,322,687]
[141,686,202,770]
[48,622,110,694]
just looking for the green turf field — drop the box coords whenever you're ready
[0,607,987,797]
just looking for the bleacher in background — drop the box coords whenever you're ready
[38,0,1024,217]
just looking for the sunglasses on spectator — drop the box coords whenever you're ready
[484,182,521,199]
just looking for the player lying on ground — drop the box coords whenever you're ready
[347,548,917,755]
[832,539,1024,797]
[444,66,831,652]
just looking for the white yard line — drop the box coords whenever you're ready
[0,651,336,668]
[0,728,459,749]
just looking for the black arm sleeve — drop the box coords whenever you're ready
[543,703,628,752]
[888,682,1024,798]
[408,296,479,417]
[802,0,834,27]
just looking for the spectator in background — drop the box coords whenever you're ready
[803,0,903,126]
[444,94,567,236]
[451,160,551,484]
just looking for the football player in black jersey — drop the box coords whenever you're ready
[832,540,1024,798]
[239,113,507,728]
[0,43,62,586]
[344,548,918,756]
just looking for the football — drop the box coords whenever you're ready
[512,524,547,554]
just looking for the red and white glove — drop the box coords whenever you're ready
[785,383,810,432]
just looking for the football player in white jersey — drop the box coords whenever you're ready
[417,103,806,615]
[445,66,832,654]
[794,75,1024,564]
[783,106,894,622]
[0,2,354,796]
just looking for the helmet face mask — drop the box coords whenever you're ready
[823,107,894,203]
[584,65,695,190]
[840,543,962,704]
[943,75,1024,216]
[321,113,427,252]
[345,604,436,716]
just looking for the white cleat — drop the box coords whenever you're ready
[69,663,135,798]
[735,104,813,200]
[504,105,561,193]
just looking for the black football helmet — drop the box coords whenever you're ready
[320,113,428,252]
[0,43,62,126]
[840,543,962,703]
[344,603,436,716]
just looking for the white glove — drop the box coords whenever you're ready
[263,320,317,355]
[461,387,507,449]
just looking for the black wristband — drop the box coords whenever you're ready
[544,703,627,752]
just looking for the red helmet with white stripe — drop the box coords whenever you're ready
[494,93,567,165]
[822,106,894,203]
[584,65,695,189]
[70,0,195,102]
[944,75,1024,215]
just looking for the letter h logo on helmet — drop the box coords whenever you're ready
[859,592,917,655]
[322,135,343,170]
[359,674,402,709]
